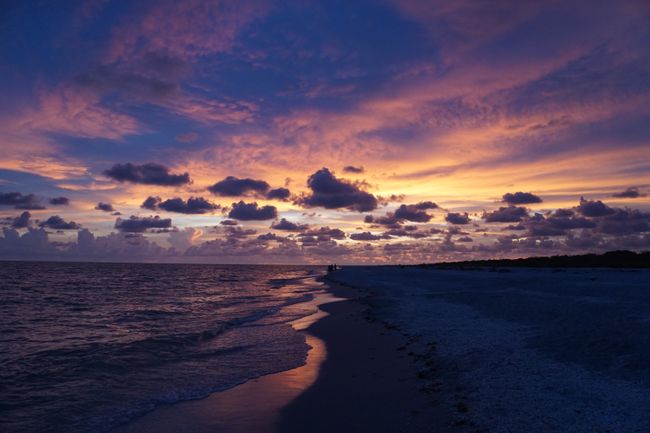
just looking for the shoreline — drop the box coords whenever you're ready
[276,277,456,433]
[112,274,458,433]
[111,284,340,433]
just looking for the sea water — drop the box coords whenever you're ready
[0,262,325,433]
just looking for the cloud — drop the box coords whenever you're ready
[257,232,281,241]
[298,168,378,212]
[228,201,277,220]
[364,213,401,228]
[115,215,172,232]
[0,192,45,210]
[141,196,161,210]
[298,226,346,240]
[446,212,470,224]
[95,202,115,212]
[343,165,364,173]
[266,187,291,201]
[73,54,187,102]
[271,218,309,231]
[49,196,70,206]
[384,226,429,238]
[156,197,219,214]
[106,0,269,63]
[40,215,81,230]
[576,198,616,217]
[350,231,382,241]
[0,227,56,258]
[595,208,650,235]
[483,206,528,222]
[365,201,438,227]
[525,214,596,236]
[502,192,543,205]
[220,219,239,226]
[167,227,203,252]
[224,226,257,239]
[208,176,270,197]
[104,163,191,186]
[394,203,435,222]
[612,187,646,198]
[11,211,31,229]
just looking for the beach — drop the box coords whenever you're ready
[109,265,650,433]
[112,276,454,433]
[326,266,650,433]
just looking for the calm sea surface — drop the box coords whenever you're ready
[0,262,326,433]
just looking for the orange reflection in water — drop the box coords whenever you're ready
[112,293,340,433]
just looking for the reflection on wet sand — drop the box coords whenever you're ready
[112,292,340,433]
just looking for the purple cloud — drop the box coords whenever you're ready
[40,215,81,230]
[298,168,378,212]
[115,215,172,233]
[104,163,190,186]
[208,176,270,197]
[502,192,542,205]
[228,201,277,220]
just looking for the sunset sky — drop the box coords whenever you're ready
[1,0,649,263]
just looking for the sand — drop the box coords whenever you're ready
[111,278,456,433]
[277,281,454,433]
[328,266,650,433]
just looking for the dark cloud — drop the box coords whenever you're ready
[208,176,270,197]
[228,201,278,220]
[366,201,438,227]
[343,165,364,173]
[104,163,190,186]
[412,201,438,210]
[40,215,81,230]
[596,209,650,235]
[526,215,596,236]
[350,231,382,241]
[156,197,219,214]
[95,202,115,212]
[552,208,575,218]
[0,192,45,210]
[257,232,281,241]
[11,211,31,229]
[49,196,70,206]
[115,215,172,233]
[224,226,257,239]
[298,168,377,212]
[384,227,429,238]
[266,187,291,201]
[612,187,645,198]
[577,198,616,217]
[220,219,239,226]
[483,206,529,222]
[271,218,309,231]
[502,192,543,205]
[141,196,161,210]
[298,226,346,240]
[446,212,470,224]
[393,204,433,222]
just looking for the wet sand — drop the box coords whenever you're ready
[277,280,454,433]
[112,280,454,433]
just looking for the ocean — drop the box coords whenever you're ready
[0,261,326,433]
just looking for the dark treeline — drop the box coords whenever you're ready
[424,250,650,269]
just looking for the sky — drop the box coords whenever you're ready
[1,0,649,264]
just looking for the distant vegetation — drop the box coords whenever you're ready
[425,250,650,269]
